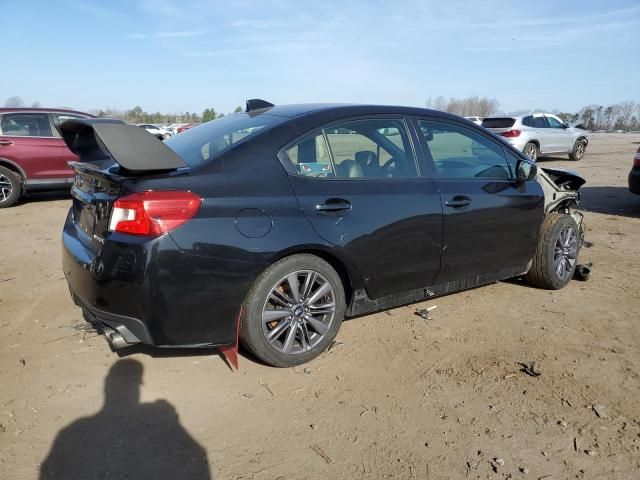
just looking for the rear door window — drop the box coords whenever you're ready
[283,118,418,179]
[0,113,53,137]
[533,116,548,128]
[419,120,511,179]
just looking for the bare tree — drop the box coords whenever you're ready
[4,96,25,107]
[618,101,636,129]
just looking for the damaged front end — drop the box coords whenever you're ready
[538,166,586,239]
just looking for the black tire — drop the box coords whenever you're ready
[525,213,580,290]
[240,254,346,367]
[569,139,586,161]
[0,166,21,208]
[523,142,538,161]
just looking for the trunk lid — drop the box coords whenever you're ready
[60,118,188,246]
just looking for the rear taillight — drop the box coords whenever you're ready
[634,147,640,167]
[500,129,521,138]
[109,191,201,236]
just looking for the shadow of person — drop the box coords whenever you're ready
[40,359,211,479]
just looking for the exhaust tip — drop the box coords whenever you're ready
[104,328,130,350]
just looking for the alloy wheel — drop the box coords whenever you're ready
[261,270,336,355]
[0,174,13,202]
[553,225,577,281]
[575,141,585,159]
[524,144,537,160]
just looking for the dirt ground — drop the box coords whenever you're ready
[1,133,639,479]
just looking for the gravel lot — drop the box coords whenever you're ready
[1,133,639,479]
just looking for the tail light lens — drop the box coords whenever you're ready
[109,191,201,236]
[634,147,640,167]
[500,129,521,138]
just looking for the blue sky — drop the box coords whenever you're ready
[1,0,639,114]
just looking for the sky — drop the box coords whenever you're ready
[1,0,639,115]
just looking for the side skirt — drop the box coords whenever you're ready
[346,264,530,317]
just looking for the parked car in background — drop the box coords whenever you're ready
[176,123,198,134]
[482,113,590,161]
[465,116,483,125]
[136,124,171,140]
[0,108,93,208]
[629,146,640,194]
[60,101,585,367]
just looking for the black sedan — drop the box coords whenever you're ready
[60,101,585,367]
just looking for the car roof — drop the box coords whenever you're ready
[0,107,94,117]
[251,103,464,121]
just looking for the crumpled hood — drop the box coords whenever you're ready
[541,167,586,191]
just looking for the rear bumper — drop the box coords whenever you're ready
[629,169,640,194]
[62,209,260,348]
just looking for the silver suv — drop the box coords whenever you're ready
[481,113,590,161]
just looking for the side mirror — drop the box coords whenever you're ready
[516,159,537,181]
[563,123,570,129]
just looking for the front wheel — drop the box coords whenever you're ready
[240,254,346,367]
[569,139,586,161]
[523,142,538,161]
[525,213,581,290]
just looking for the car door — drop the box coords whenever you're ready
[0,111,69,184]
[282,116,443,300]
[531,114,550,153]
[545,115,572,152]
[414,117,544,284]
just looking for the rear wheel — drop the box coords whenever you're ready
[523,142,538,161]
[525,213,580,290]
[0,166,21,208]
[569,139,586,161]
[240,254,346,367]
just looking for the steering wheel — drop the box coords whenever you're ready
[382,156,407,174]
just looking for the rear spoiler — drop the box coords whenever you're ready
[59,118,187,171]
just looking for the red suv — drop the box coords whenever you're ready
[0,108,93,207]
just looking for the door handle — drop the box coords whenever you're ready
[0,140,14,146]
[316,198,352,212]
[445,196,472,208]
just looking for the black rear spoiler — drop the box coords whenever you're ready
[60,118,187,171]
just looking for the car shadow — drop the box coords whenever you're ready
[40,359,213,479]
[19,190,71,204]
[579,186,640,219]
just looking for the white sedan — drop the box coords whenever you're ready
[136,124,172,140]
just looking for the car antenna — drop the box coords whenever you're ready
[246,99,275,112]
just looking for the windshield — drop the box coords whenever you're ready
[164,113,285,167]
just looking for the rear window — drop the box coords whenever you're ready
[164,113,284,167]
[481,118,516,129]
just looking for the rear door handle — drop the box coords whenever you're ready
[0,140,14,146]
[316,198,352,212]
[445,196,472,208]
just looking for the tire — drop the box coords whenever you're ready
[523,142,538,161]
[569,139,586,161]
[525,213,580,290]
[0,166,21,208]
[240,254,346,367]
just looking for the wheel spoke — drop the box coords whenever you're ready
[267,318,290,341]
[286,273,301,302]
[301,272,316,299]
[300,322,311,351]
[262,309,291,323]
[271,289,293,306]
[303,314,329,335]
[283,322,298,353]
[306,281,331,306]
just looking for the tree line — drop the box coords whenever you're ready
[2,96,243,125]
[4,95,640,131]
